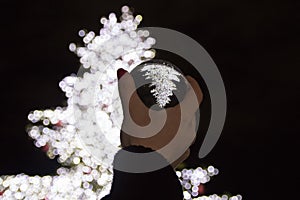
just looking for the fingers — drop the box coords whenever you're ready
[117,68,137,111]
[185,76,203,105]
[170,75,203,120]
[189,114,197,145]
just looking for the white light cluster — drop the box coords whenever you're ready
[177,167,242,200]
[0,5,241,200]
[1,5,154,199]
[177,166,218,197]
[0,165,112,200]
[191,194,242,200]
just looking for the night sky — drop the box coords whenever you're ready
[1,0,299,199]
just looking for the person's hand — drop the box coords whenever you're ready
[117,68,203,168]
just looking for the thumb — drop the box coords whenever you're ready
[117,68,149,125]
[117,68,136,109]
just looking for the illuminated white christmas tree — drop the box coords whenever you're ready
[0,6,241,200]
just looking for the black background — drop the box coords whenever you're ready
[0,0,299,199]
